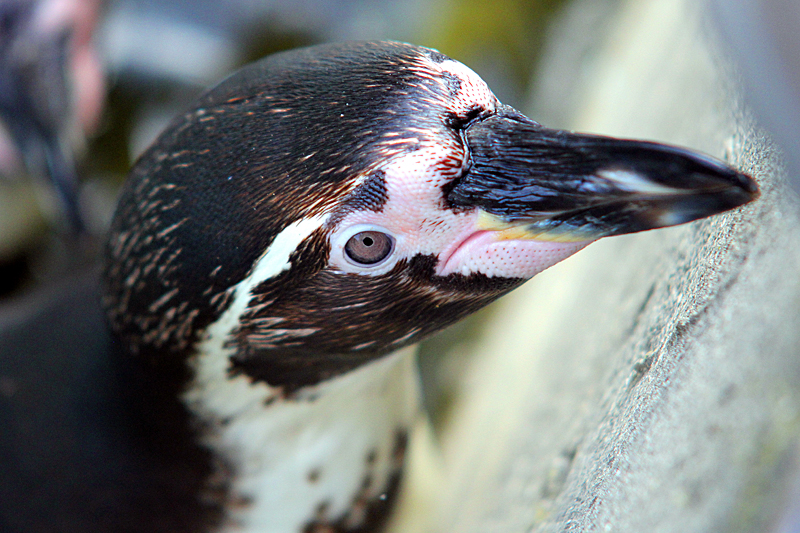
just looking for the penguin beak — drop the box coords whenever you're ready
[447,105,759,241]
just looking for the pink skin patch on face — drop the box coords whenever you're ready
[436,228,592,278]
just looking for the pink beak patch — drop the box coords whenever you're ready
[436,228,592,278]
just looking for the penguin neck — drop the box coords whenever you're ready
[182,342,420,533]
[158,214,421,531]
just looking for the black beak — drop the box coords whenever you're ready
[447,105,758,241]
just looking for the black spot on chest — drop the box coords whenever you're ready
[302,430,408,533]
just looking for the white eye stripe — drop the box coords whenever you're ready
[195,215,330,361]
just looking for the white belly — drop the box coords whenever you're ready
[183,345,420,533]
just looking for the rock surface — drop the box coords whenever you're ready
[429,0,800,531]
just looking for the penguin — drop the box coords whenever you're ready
[0,41,757,533]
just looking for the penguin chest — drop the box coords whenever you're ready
[182,346,420,533]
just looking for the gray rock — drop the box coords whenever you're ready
[425,1,800,532]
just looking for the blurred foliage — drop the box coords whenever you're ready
[421,0,567,107]
[83,84,140,180]
[240,27,320,66]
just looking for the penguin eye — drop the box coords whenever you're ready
[344,231,395,266]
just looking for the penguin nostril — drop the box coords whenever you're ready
[444,105,486,131]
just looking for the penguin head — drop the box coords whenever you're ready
[102,41,757,391]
